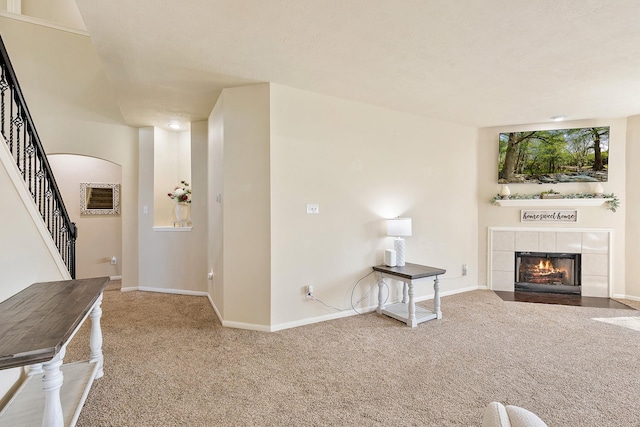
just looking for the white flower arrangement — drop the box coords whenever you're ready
[168,180,191,204]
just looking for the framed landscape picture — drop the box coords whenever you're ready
[498,126,609,184]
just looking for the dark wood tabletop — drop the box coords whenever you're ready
[0,277,109,370]
[373,263,446,280]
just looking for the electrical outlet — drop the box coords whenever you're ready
[305,285,314,298]
[110,256,117,265]
[207,270,214,280]
[306,204,319,214]
[462,264,468,276]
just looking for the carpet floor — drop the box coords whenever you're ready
[65,288,640,426]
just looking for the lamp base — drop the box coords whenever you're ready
[394,238,406,267]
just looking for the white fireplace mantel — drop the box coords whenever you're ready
[488,227,613,298]
[494,198,612,207]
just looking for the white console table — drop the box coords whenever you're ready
[374,263,446,327]
[0,277,109,426]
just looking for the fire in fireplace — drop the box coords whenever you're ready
[515,252,581,295]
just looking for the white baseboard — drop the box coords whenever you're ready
[613,293,640,302]
[269,284,479,332]
[222,320,273,332]
[121,286,209,297]
[270,306,376,332]
[120,284,482,331]
[206,294,223,324]
[109,275,122,281]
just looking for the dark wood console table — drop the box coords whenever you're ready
[373,263,446,327]
[0,277,109,426]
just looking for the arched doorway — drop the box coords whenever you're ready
[48,154,122,279]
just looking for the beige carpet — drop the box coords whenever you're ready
[64,288,640,426]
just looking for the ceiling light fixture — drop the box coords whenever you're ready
[168,123,182,130]
[550,115,566,122]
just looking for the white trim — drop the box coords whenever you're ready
[221,320,272,332]
[207,294,223,324]
[137,286,208,297]
[124,286,478,331]
[109,275,122,281]
[0,11,89,36]
[614,294,640,302]
[152,226,192,232]
[118,286,209,297]
[269,285,476,332]
[6,0,20,14]
[489,226,614,233]
[270,306,372,332]
[0,135,70,279]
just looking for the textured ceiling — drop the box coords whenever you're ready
[75,0,640,130]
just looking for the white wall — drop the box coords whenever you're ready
[153,129,191,226]
[190,120,209,288]
[477,119,628,297]
[269,84,478,327]
[0,141,68,404]
[625,115,640,298]
[208,97,224,317]
[0,16,139,289]
[207,84,272,328]
[137,127,207,293]
[0,153,68,300]
[207,83,478,330]
[20,0,87,30]
[48,154,122,279]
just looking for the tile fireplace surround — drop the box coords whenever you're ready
[488,227,612,298]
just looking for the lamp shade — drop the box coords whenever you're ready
[387,218,412,237]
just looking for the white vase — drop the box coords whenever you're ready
[174,202,190,222]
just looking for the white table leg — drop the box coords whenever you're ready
[42,348,65,427]
[29,363,43,376]
[89,293,104,379]
[434,276,442,319]
[402,283,408,304]
[407,280,416,327]
[376,274,384,314]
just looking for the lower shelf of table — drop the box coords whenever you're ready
[0,360,99,427]
[381,302,437,325]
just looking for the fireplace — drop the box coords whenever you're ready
[489,228,611,297]
[515,252,581,295]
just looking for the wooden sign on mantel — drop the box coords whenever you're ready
[521,210,578,222]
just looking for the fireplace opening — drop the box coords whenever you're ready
[515,252,581,295]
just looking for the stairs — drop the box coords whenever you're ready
[86,187,114,209]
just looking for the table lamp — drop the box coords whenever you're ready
[387,218,412,267]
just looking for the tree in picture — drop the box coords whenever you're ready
[498,126,609,184]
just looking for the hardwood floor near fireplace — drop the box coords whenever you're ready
[494,291,636,309]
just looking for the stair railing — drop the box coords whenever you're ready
[0,36,76,278]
